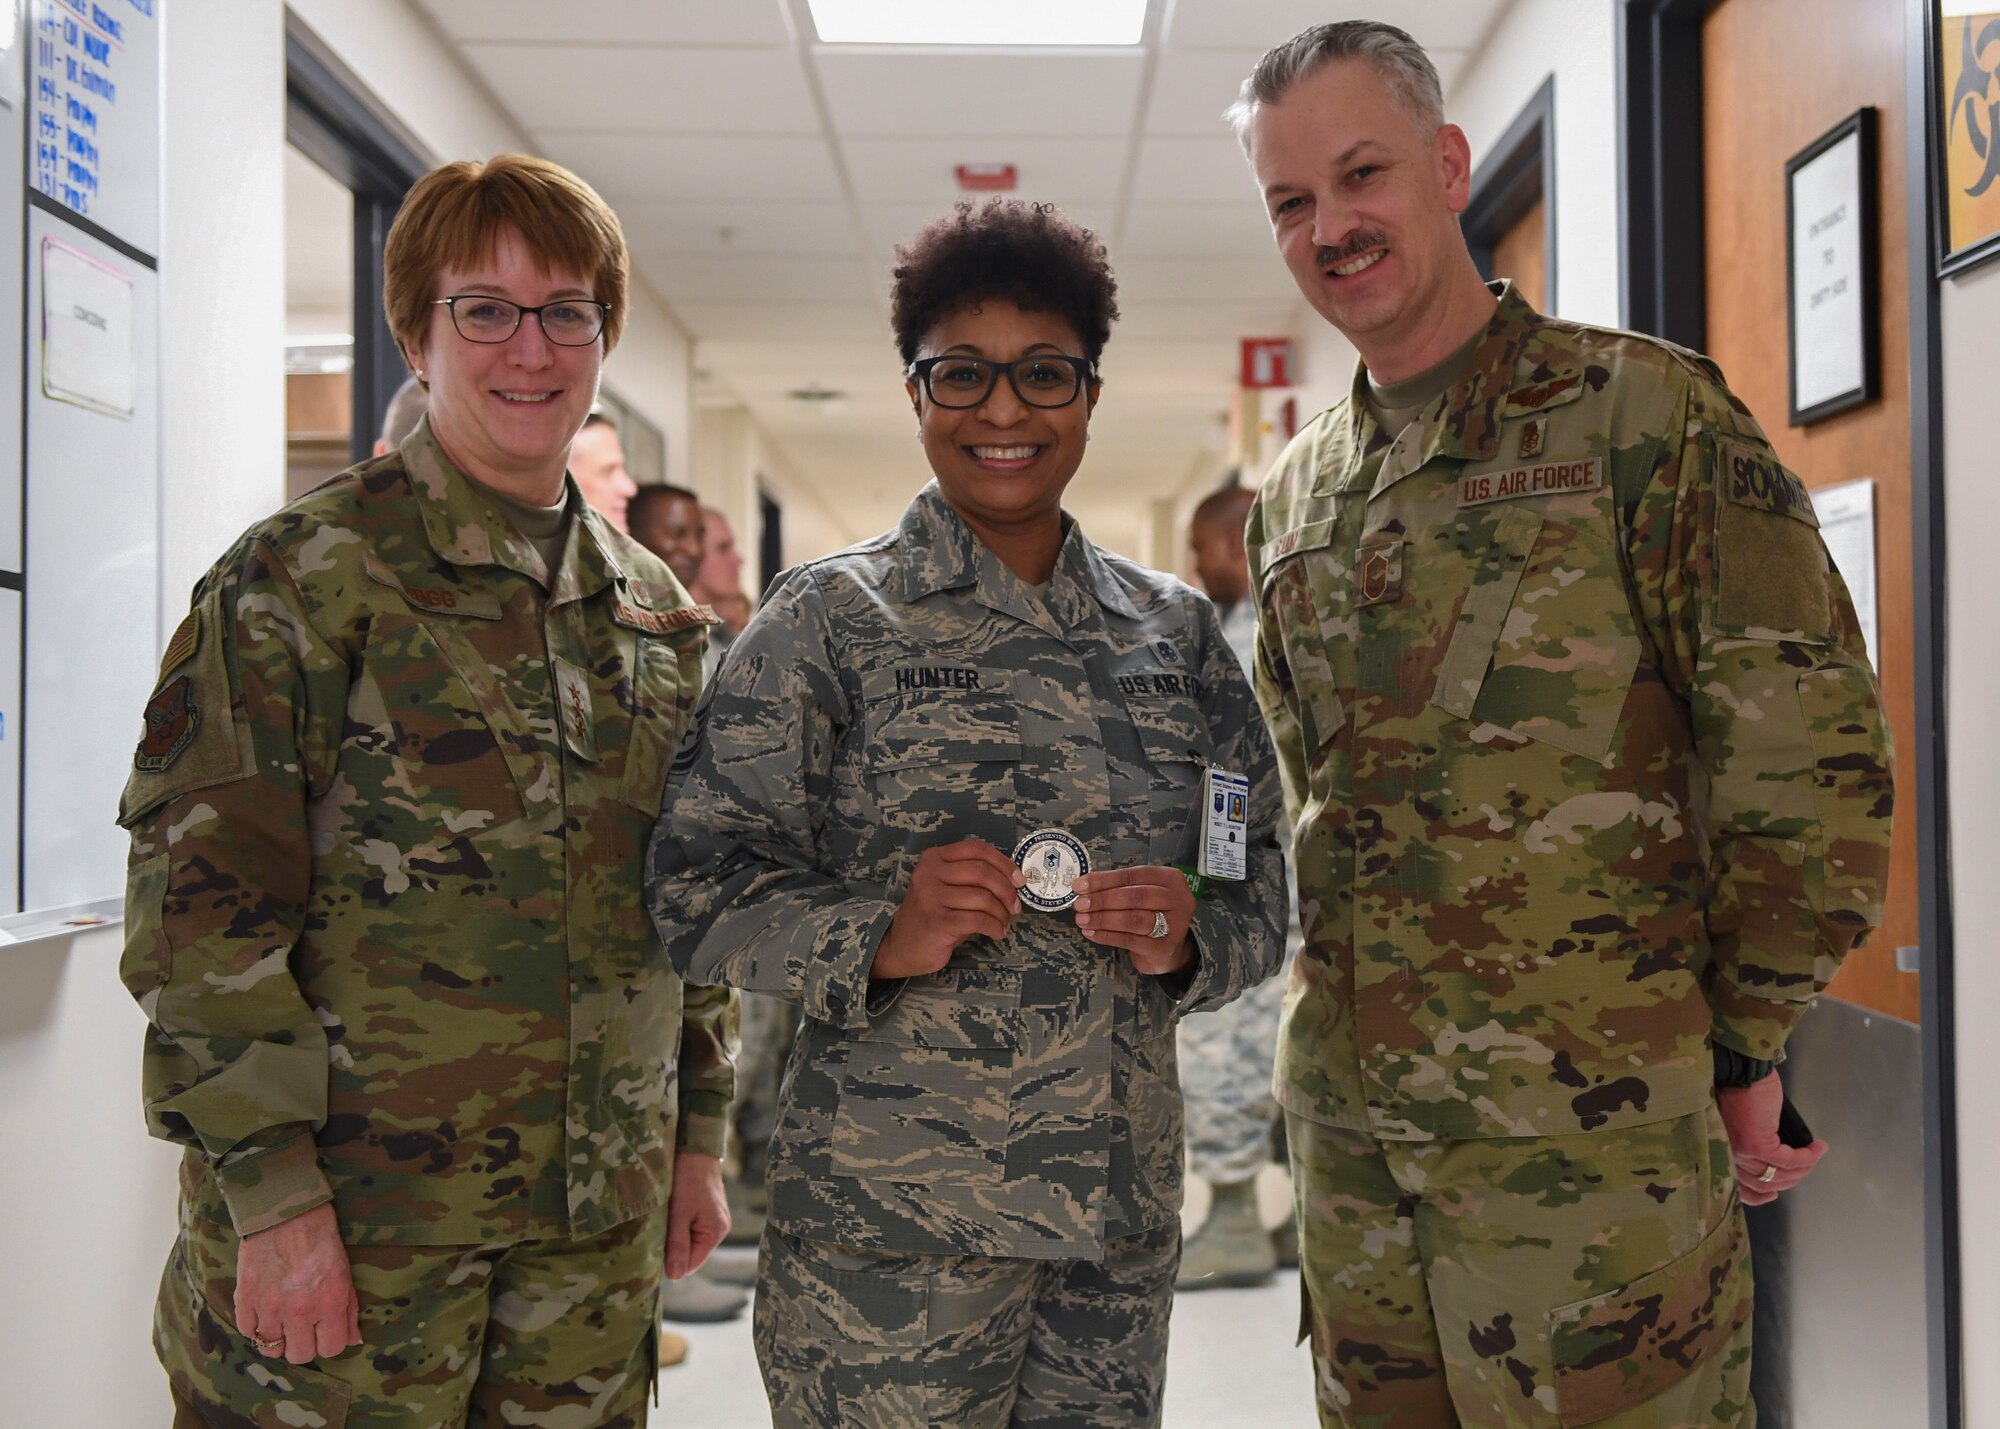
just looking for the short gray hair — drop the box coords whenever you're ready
[1224,21,1445,148]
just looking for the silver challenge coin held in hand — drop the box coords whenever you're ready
[1012,829,1091,913]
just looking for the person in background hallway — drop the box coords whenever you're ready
[622,477,753,1328]
[627,482,708,592]
[1173,479,1299,1291]
[1234,22,1895,1427]
[647,197,1287,1426]
[372,373,429,456]
[680,499,790,1255]
[570,410,639,533]
[117,153,733,1427]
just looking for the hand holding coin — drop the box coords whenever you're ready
[1073,865,1196,976]
[871,839,1025,980]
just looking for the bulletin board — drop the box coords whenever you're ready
[3,0,162,929]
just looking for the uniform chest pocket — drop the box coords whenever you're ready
[351,613,531,830]
[1129,698,1215,867]
[830,970,1019,1186]
[1431,504,1642,765]
[862,679,1022,839]
[1260,518,1349,757]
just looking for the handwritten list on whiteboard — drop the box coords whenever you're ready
[30,0,157,256]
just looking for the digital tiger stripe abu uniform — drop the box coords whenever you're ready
[647,482,1287,1422]
[117,419,734,1423]
[1248,282,1893,1425]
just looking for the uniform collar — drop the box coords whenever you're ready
[1346,280,1562,497]
[895,481,1142,634]
[397,415,622,604]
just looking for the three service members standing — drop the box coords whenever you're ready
[1233,21,1893,1429]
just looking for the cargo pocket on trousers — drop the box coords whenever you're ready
[1547,1210,1753,1426]
[158,1238,355,1428]
[763,1232,932,1427]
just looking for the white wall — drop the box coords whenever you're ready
[287,0,697,487]
[1448,0,1622,325]
[1942,256,2000,1426]
[0,7,291,1422]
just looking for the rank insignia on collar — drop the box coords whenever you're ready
[1519,417,1547,459]
[135,676,199,773]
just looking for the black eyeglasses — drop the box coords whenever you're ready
[434,295,609,347]
[906,354,1097,410]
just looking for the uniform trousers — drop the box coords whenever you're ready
[754,1221,1180,1427]
[1177,960,1288,1184]
[162,1195,666,1429]
[1287,1105,1754,1429]
[736,989,800,1179]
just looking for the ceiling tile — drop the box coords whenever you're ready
[815,51,1145,137]
[1128,137,1260,203]
[670,303,887,343]
[859,202,1119,255]
[1143,48,1266,136]
[417,0,795,45]
[1115,257,1301,305]
[542,135,846,202]
[637,255,876,306]
[1117,202,1277,257]
[461,45,818,135]
[1162,0,1504,55]
[841,137,1128,202]
[615,201,861,255]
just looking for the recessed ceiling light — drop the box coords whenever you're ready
[806,0,1147,46]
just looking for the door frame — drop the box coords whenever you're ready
[1463,75,1557,307]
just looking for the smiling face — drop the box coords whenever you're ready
[404,226,603,504]
[907,299,1098,544]
[1247,57,1475,369]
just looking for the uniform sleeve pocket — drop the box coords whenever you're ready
[1798,661,1894,926]
[1548,1211,1753,1426]
[621,634,693,814]
[119,853,172,1005]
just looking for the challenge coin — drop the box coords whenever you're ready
[1013,828,1090,913]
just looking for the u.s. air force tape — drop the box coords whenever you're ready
[1012,829,1090,913]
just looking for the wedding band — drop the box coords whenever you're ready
[1757,1165,1778,1184]
[1149,911,1169,940]
[253,1334,283,1353]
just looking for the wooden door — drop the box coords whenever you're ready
[1702,0,1918,1021]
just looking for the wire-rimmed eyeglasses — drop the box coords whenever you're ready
[906,354,1097,409]
[434,295,609,347]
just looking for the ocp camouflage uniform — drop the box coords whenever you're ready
[118,419,735,1427]
[1247,284,1893,1428]
[647,483,1287,1424]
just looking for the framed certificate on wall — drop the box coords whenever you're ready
[1931,5,2000,275]
[1785,107,1880,425]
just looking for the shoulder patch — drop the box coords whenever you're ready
[135,676,200,773]
[1721,442,1818,527]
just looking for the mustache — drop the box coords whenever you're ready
[1317,232,1389,269]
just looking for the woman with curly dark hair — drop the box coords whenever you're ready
[647,198,1287,1426]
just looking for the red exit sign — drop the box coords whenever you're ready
[955,163,1018,191]
[1240,337,1293,389]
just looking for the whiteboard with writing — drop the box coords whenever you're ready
[30,0,157,256]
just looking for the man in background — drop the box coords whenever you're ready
[1176,480,1295,1290]
[627,483,708,593]
[568,412,639,533]
[372,375,428,456]
[692,505,752,637]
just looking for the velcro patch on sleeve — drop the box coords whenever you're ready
[158,610,200,679]
[1722,442,1818,527]
[613,601,720,635]
[1459,457,1602,507]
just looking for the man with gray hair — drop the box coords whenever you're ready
[1233,20,1892,1427]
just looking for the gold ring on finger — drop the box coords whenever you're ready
[253,1334,283,1353]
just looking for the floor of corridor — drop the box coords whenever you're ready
[656,1244,1320,1427]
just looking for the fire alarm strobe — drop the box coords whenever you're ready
[955,163,1018,192]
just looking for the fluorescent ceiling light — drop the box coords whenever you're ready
[807,0,1147,46]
